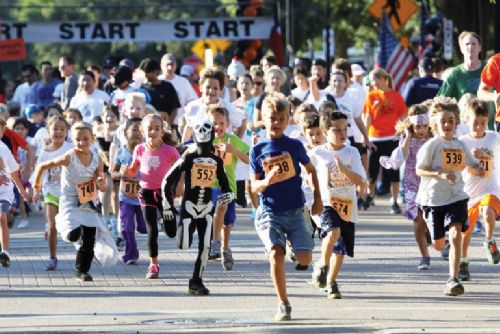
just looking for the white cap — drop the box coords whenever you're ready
[180,65,194,76]
[227,58,245,80]
[351,63,366,76]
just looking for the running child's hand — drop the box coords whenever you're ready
[97,172,106,189]
[32,189,41,203]
[119,165,128,177]
[266,165,281,185]
[311,198,323,216]
[216,140,235,154]
[439,171,457,184]
[473,164,485,177]
[20,188,31,202]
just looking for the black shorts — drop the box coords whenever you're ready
[421,199,469,240]
[319,206,355,257]
[349,137,367,155]
[138,188,162,211]
[368,139,400,183]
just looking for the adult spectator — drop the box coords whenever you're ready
[477,52,500,127]
[11,64,38,113]
[180,65,201,97]
[139,58,180,126]
[403,58,442,106]
[291,67,310,102]
[311,58,328,90]
[31,61,61,109]
[159,54,198,125]
[69,71,110,123]
[253,65,287,129]
[364,68,407,214]
[58,56,79,109]
[86,64,104,90]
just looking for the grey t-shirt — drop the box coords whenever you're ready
[61,74,79,109]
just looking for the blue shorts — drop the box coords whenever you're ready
[211,188,236,226]
[0,200,11,214]
[319,206,355,257]
[255,207,314,253]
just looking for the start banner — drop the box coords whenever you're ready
[0,17,273,43]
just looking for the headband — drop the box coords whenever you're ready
[409,114,429,125]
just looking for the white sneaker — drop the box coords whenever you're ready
[17,220,29,229]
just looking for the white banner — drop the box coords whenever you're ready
[0,17,274,43]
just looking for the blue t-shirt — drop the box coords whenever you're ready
[250,135,309,212]
[403,75,443,106]
[115,145,140,206]
[31,79,62,108]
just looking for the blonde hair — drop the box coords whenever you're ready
[264,65,286,91]
[463,96,489,123]
[457,93,476,123]
[124,92,146,111]
[262,92,289,119]
[395,104,430,135]
[429,96,460,135]
[71,121,94,140]
[370,68,394,90]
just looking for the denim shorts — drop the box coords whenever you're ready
[0,200,11,214]
[255,207,314,253]
[211,188,236,226]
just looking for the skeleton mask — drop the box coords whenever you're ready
[194,121,213,143]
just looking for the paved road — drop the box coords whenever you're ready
[1,198,499,333]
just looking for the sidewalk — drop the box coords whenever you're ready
[1,199,499,333]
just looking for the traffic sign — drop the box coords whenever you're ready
[368,0,418,32]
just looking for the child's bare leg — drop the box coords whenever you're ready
[328,254,345,282]
[0,214,9,251]
[269,245,288,303]
[46,204,58,258]
[482,206,496,240]
[449,223,462,278]
[414,212,430,257]
[321,229,340,266]
[212,203,227,242]
[222,225,231,252]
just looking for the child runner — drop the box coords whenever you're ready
[416,96,484,296]
[111,117,146,264]
[33,122,107,281]
[121,114,180,279]
[459,98,500,281]
[206,104,249,270]
[32,116,73,270]
[310,111,366,299]
[380,104,433,270]
[63,108,83,128]
[250,93,322,321]
[0,118,31,267]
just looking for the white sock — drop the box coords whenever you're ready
[460,257,469,263]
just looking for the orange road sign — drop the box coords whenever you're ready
[369,0,418,32]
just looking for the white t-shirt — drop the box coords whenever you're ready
[332,92,362,139]
[416,137,478,207]
[34,141,74,197]
[460,131,500,208]
[309,143,366,222]
[184,98,244,133]
[11,82,33,115]
[110,86,136,115]
[0,142,20,203]
[291,87,310,102]
[69,89,110,123]
[159,75,198,124]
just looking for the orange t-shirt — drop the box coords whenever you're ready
[480,53,500,121]
[363,89,407,139]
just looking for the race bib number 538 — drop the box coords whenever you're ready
[262,153,296,184]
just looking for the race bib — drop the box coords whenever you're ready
[329,196,353,222]
[215,149,233,166]
[441,147,465,171]
[121,179,140,198]
[191,162,217,188]
[262,153,296,184]
[77,178,97,204]
[479,155,493,178]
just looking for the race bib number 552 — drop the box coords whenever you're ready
[191,162,217,188]
[262,153,296,184]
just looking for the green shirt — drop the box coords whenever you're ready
[213,133,250,194]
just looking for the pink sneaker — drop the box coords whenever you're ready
[146,264,160,279]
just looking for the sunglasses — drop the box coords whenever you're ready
[254,82,263,86]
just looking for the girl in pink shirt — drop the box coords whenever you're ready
[121,114,179,279]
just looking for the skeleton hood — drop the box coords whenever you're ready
[193,119,214,154]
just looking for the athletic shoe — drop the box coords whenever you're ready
[188,278,210,295]
[363,195,374,210]
[458,261,470,281]
[441,242,450,260]
[209,240,221,260]
[17,219,29,229]
[46,257,58,271]
[275,302,292,321]
[311,263,328,289]
[483,240,500,264]
[146,264,160,279]
[327,280,342,299]
[0,252,10,268]
[390,203,402,215]
[76,271,93,282]
[116,238,125,251]
[444,277,464,296]
[221,249,234,271]
[473,221,483,235]
[124,259,138,265]
[417,256,431,270]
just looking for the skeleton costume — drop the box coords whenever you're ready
[161,120,232,295]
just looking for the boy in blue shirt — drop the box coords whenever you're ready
[250,93,322,321]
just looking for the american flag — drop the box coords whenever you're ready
[418,1,433,59]
[376,13,415,92]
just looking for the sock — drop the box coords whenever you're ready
[460,257,469,263]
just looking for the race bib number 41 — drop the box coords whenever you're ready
[262,152,296,184]
[191,162,216,188]
[77,178,97,204]
[441,147,465,171]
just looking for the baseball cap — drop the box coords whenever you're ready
[351,64,366,76]
[25,104,42,118]
[180,65,194,76]
[419,58,434,72]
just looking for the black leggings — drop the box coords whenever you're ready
[67,225,96,273]
[139,189,164,258]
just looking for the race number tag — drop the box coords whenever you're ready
[77,178,97,204]
[441,148,465,171]
[329,196,353,222]
[262,153,296,184]
[479,155,493,178]
[215,149,233,166]
[121,179,140,198]
[191,162,217,188]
